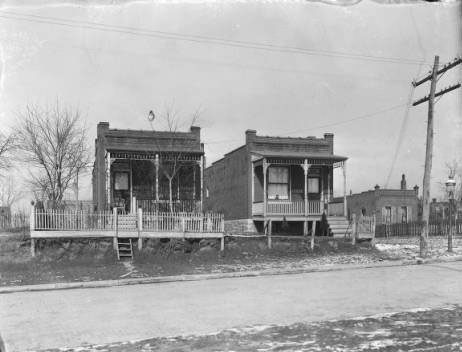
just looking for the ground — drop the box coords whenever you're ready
[39,305,462,352]
[0,232,396,286]
[1,231,461,286]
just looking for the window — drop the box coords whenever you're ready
[268,166,289,200]
[308,177,320,194]
[114,172,129,190]
[401,206,408,223]
[384,206,392,224]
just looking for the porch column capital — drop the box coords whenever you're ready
[302,159,311,174]
[262,157,269,172]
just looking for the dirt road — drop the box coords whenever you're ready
[1,262,461,351]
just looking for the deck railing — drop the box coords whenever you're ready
[143,212,224,233]
[32,209,224,233]
[34,210,114,231]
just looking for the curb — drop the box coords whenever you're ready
[2,256,461,294]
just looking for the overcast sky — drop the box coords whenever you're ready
[0,0,460,206]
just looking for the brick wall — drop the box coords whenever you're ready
[204,146,250,220]
[224,219,259,235]
[347,188,419,225]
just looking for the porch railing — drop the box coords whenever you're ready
[256,201,322,216]
[137,199,202,213]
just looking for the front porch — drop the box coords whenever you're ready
[106,151,204,213]
[251,155,348,220]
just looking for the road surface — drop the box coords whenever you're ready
[1,262,462,351]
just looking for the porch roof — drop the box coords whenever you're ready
[252,151,348,164]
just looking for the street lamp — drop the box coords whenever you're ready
[445,176,456,252]
[148,110,156,129]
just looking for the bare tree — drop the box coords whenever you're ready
[0,176,24,207]
[152,104,201,212]
[0,131,15,172]
[15,102,90,208]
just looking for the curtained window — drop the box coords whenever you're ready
[268,167,289,200]
[400,206,408,223]
[308,177,320,194]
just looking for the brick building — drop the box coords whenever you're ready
[92,122,204,212]
[204,130,349,235]
[346,175,420,225]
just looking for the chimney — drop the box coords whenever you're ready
[400,174,407,190]
[324,133,334,153]
[97,122,109,138]
[413,185,419,196]
[245,129,257,145]
[190,126,201,140]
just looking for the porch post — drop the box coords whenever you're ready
[30,204,35,257]
[155,154,159,202]
[106,151,111,209]
[129,160,134,213]
[303,160,311,236]
[263,158,268,219]
[263,158,269,238]
[200,155,204,211]
[342,161,347,217]
[192,163,196,201]
[320,166,324,212]
[251,162,255,204]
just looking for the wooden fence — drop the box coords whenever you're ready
[375,220,462,238]
[0,212,29,231]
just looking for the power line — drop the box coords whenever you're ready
[384,76,418,188]
[204,102,408,145]
[44,41,411,85]
[277,103,408,136]
[0,10,429,66]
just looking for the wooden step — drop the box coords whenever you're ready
[116,238,133,260]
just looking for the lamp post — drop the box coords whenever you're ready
[445,176,456,252]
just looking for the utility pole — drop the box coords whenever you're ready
[412,55,461,258]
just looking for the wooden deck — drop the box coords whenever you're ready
[29,209,225,255]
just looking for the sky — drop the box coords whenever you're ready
[0,0,460,208]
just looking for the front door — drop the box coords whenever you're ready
[113,171,130,212]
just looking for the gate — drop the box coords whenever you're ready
[352,214,376,244]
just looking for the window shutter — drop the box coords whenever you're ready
[408,206,412,222]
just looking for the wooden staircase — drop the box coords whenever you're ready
[116,238,133,260]
[327,216,352,238]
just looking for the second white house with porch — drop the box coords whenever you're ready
[205,130,349,236]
